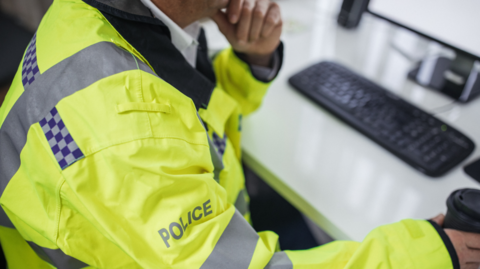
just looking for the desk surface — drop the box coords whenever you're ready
[205,0,480,242]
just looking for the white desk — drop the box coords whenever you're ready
[205,0,480,242]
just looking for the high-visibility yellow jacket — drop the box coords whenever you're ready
[0,0,459,268]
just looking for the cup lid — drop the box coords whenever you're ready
[451,189,480,220]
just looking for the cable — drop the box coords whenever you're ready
[431,101,458,115]
[389,42,425,63]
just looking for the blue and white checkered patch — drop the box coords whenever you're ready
[212,132,227,156]
[22,33,39,88]
[39,107,84,169]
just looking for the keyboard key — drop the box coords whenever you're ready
[289,61,475,177]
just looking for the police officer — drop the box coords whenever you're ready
[0,0,479,268]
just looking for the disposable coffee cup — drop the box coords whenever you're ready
[444,188,480,233]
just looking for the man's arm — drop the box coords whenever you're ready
[209,0,282,116]
[53,132,456,268]
[210,46,281,116]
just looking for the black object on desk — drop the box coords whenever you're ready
[464,158,480,183]
[444,189,480,233]
[289,61,475,177]
[337,0,370,29]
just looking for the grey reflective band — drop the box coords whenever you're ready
[207,136,224,183]
[197,114,224,184]
[234,189,249,216]
[264,252,293,269]
[0,42,155,226]
[27,242,88,269]
[0,41,154,194]
[200,210,259,269]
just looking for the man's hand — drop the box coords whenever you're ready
[211,0,282,67]
[431,214,480,269]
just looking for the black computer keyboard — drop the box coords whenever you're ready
[289,61,475,177]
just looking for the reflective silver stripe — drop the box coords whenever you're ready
[27,242,88,269]
[0,42,155,227]
[0,42,154,195]
[234,189,249,216]
[197,113,224,183]
[200,210,259,269]
[264,252,293,269]
[207,136,224,183]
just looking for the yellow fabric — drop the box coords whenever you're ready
[37,0,150,73]
[1,123,61,248]
[116,102,171,114]
[249,231,281,269]
[285,219,453,269]
[0,226,54,269]
[213,48,271,117]
[0,0,455,268]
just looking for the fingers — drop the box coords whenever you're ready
[236,0,255,43]
[446,229,480,268]
[227,0,244,24]
[430,214,445,227]
[463,231,480,249]
[220,0,282,56]
[261,2,282,38]
[464,263,480,269]
[237,0,282,43]
[249,0,269,42]
[211,11,236,41]
[464,248,480,263]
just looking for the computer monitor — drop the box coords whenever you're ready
[368,0,480,102]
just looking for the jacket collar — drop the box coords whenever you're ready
[95,0,152,17]
[84,0,159,23]
[82,0,215,110]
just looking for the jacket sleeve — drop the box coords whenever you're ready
[213,47,281,116]
[58,135,456,269]
[57,136,281,268]
[281,219,456,269]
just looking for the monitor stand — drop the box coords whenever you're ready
[408,51,480,103]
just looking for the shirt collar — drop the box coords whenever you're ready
[139,0,199,52]
[82,0,216,110]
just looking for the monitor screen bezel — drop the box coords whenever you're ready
[366,6,480,62]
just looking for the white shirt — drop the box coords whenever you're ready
[140,0,279,80]
[140,0,200,67]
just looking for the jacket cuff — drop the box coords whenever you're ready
[428,220,460,269]
[234,42,284,83]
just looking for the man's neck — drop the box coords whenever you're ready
[150,0,197,28]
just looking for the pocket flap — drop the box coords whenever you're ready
[199,88,237,137]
